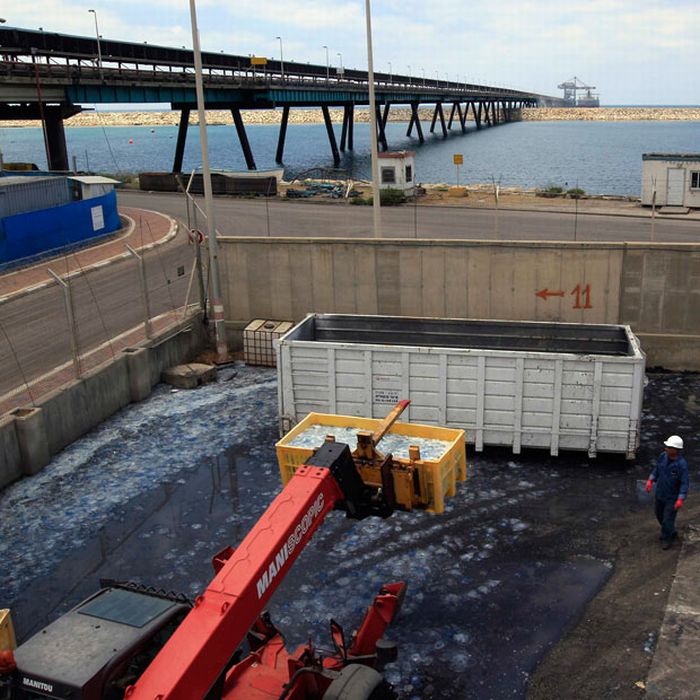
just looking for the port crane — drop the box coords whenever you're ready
[1,402,465,700]
[557,76,599,107]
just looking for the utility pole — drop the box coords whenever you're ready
[189,0,228,360]
[88,9,103,81]
[365,0,382,238]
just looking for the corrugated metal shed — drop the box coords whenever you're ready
[0,176,70,218]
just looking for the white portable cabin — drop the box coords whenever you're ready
[378,151,416,194]
[68,175,120,201]
[641,153,700,208]
[277,314,646,459]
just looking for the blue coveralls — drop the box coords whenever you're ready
[649,452,690,542]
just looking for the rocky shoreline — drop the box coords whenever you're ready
[1,106,698,129]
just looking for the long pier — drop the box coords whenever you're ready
[0,27,561,171]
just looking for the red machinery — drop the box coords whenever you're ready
[1,436,419,700]
[125,440,404,700]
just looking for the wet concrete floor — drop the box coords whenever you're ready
[1,366,698,699]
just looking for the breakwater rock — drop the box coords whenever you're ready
[521,107,700,121]
[1,107,698,129]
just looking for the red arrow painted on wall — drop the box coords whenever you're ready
[536,288,565,300]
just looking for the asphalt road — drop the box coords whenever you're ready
[1,193,698,399]
[0,233,193,397]
[121,190,700,242]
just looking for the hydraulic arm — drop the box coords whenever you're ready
[126,440,393,700]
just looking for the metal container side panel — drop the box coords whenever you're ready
[0,177,70,217]
[278,336,645,456]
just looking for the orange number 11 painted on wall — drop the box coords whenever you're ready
[571,283,592,309]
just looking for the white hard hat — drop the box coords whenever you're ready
[664,435,684,450]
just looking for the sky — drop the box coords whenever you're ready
[2,0,699,105]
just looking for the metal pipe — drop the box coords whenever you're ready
[126,244,152,339]
[364,0,382,238]
[47,269,80,378]
[189,0,228,360]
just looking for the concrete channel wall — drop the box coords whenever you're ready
[219,238,700,370]
[0,312,207,490]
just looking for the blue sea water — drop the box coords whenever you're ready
[1,119,699,195]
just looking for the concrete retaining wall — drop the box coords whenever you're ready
[0,312,208,491]
[219,238,700,370]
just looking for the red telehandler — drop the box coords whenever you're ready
[1,402,463,700]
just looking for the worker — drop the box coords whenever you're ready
[646,435,689,550]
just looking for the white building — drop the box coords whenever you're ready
[378,151,416,194]
[68,175,120,201]
[641,154,700,209]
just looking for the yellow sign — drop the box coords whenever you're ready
[453,154,464,165]
[250,56,268,66]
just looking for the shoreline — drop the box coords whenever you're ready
[1,107,700,129]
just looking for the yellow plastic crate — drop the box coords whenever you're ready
[0,609,16,651]
[276,413,467,514]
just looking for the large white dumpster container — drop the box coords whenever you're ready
[276,314,646,458]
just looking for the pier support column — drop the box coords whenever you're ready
[457,103,466,133]
[484,102,492,126]
[231,108,257,170]
[347,104,354,150]
[172,108,190,172]
[430,103,439,133]
[321,105,341,165]
[375,105,388,151]
[437,102,447,138]
[447,102,457,130]
[340,104,350,151]
[407,102,424,143]
[275,105,290,163]
[45,110,69,171]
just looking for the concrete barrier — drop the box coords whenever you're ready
[0,415,21,487]
[0,312,208,491]
[218,238,700,370]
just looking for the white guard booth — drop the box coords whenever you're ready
[68,175,120,201]
[378,151,416,195]
[641,153,700,208]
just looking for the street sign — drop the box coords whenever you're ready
[250,56,268,66]
[453,154,463,165]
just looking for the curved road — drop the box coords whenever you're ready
[1,192,698,399]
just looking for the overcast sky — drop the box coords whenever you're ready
[4,0,698,105]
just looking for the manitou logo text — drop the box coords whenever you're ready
[23,677,54,693]
[256,493,325,599]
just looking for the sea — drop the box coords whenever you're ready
[1,118,699,196]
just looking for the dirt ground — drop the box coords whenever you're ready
[529,371,700,699]
[527,504,690,699]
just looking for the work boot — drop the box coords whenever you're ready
[661,540,671,550]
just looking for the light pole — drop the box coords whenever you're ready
[364,0,382,238]
[87,9,103,80]
[275,36,284,83]
[421,66,425,87]
[337,52,343,77]
[323,45,329,84]
[435,70,439,88]
[189,0,228,361]
[407,64,411,86]
[388,61,392,84]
